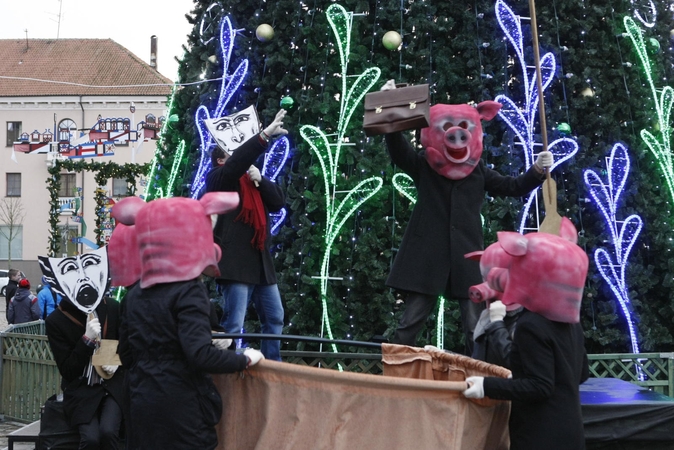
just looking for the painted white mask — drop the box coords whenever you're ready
[39,247,110,314]
[204,105,260,155]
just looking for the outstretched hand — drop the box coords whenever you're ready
[262,109,289,138]
[380,79,397,91]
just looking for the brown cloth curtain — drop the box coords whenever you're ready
[214,344,511,450]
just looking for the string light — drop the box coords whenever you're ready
[494,0,579,233]
[299,4,383,353]
[624,16,674,207]
[584,143,642,354]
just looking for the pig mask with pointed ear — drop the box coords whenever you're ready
[421,101,502,180]
[476,229,588,324]
[114,193,240,289]
[108,197,146,288]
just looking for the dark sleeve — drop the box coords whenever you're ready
[175,284,248,373]
[7,301,14,324]
[205,137,267,193]
[483,320,555,402]
[483,164,545,198]
[257,177,285,213]
[46,316,95,383]
[30,298,41,321]
[117,297,132,368]
[384,132,422,180]
[483,321,513,369]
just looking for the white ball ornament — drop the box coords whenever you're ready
[256,24,274,42]
[382,31,402,51]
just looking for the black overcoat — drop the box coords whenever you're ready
[484,310,589,449]
[384,132,544,298]
[205,137,285,285]
[118,279,248,450]
[45,298,125,427]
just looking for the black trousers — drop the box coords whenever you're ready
[78,394,123,450]
[392,292,485,355]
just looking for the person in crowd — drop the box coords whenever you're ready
[40,248,125,450]
[113,192,265,450]
[38,275,62,319]
[8,278,40,324]
[205,108,288,361]
[379,80,552,354]
[462,229,589,449]
[5,269,21,321]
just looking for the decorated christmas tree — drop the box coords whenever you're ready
[152,0,674,353]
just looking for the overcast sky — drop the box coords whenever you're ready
[0,0,195,80]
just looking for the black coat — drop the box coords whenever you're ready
[483,310,589,450]
[205,137,285,285]
[118,279,248,450]
[45,298,125,427]
[384,132,544,298]
[5,279,18,320]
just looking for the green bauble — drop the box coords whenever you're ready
[280,96,295,111]
[557,122,571,134]
[648,38,661,54]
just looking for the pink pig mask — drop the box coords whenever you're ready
[113,192,240,289]
[421,101,502,180]
[465,217,580,312]
[466,221,588,323]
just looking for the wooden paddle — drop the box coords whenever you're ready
[529,0,561,235]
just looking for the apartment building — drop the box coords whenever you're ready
[0,38,172,284]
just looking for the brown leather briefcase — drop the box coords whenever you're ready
[362,84,430,136]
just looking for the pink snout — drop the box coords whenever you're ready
[468,282,503,303]
[445,127,471,149]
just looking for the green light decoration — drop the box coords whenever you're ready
[143,85,178,201]
[392,173,417,204]
[624,16,674,206]
[299,4,382,355]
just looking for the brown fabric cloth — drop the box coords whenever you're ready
[382,343,512,449]
[214,345,511,450]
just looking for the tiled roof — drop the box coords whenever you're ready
[0,39,172,97]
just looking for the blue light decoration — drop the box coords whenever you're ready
[262,137,291,234]
[299,4,382,354]
[584,143,642,355]
[190,15,250,198]
[494,0,579,233]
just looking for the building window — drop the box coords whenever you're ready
[6,122,22,147]
[112,178,129,197]
[58,119,77,142]
[6,173,21,197]
[0,225,23,260]
[58,174,77,197]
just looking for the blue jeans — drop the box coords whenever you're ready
[220,282,284,361]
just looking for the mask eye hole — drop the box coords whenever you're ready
[443,122,453,131]
[458,121,468,129]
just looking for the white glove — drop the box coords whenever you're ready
[101,365,118,375]
[248,165,262,184]
[212,338,233,350]
[262,109,288,138]
[244,348,265,367]
[84,318,101,340]
[488,301,507,323]
[423,345,440,352]
[534,150,554,171]
[380,79,397,91]
[463,376,485,399]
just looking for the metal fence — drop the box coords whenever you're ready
[0,324,672,422]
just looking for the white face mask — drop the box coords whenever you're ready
[39,247,110,314]
[204,105,260,155]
